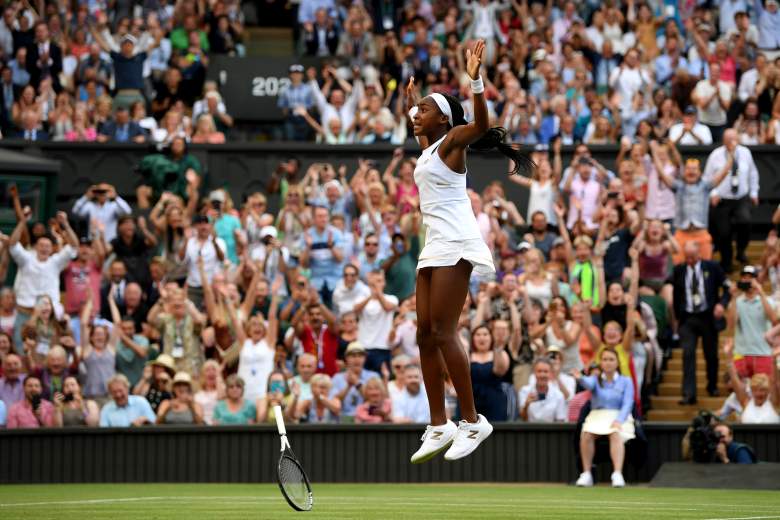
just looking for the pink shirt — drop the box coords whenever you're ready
[64,127,97,142]
[566,175,601,230]
[395,182,419,215]
[7,399,57,428]
[645,162,677,221]
[63,260,102,316]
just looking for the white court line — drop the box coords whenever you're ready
[702,517,780,520]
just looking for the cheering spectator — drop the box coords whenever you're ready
[519,357,567,422]
[292,291,341,376]
[194,360,226,425]
[723,338,780,423]
[0,353,25,408]
[391,365,429,423]
[289,353,317,403]
[296,373,341,423]
[354,270,399,373]
[355,377,392,424]
[6,375,61,428]
[727,266,777,378]
[56,376,100,427]
[278,64,315,141]
[704,129,759,273]
[330,342,380,420]
[669,106,713,145]
[300,206,344,307]
[574,347,635,488]
[470,325,510,422]
[72,183,132,243]
[212,374,256,425]
[26,21,62,91]
[156,372,204,424]
[149,285,207,375]
[332,264,370,317]
[100,374,156,427]
[691,62,733,142]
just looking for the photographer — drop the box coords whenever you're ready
[713,423,758,464]
[727,266,777,379]
[72,183,132,243]
[6,375,62,428]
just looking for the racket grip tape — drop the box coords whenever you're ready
[273,405,287,435]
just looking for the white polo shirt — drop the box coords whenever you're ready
[10,243,75,315]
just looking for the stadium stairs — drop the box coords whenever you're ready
[646,241,765,422]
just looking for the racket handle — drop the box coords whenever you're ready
[273,405,286,435]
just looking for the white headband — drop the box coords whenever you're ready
[429,93,453,127]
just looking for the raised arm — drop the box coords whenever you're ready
[723,339,750,407]
[442,40,489,150]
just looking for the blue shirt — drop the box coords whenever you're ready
[99,395,156,427]
[330,369,380,417]
[0,399,6,426]
[654,54,689,86]
[300,225,344,291]
[278,82,315,111]
[755,0,780,49]
[214,213,242,265]
[580,374,634,423]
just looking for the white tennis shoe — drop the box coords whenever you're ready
[611,472,626,488]
[576,471,594,487]
[410,420,457,464]
[443,414,493,461]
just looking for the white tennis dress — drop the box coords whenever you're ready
[414,135,496,278]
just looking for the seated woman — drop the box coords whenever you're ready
[55,376,100,427]
[724,339,780,424]
[355,377,392,424]
[573,347,635,488]
[296,373,341,424]
[191,114,226,144]
[194,360,225,425]
[213,374,257,425]
[156,372,204,425]
[256,370,298,424]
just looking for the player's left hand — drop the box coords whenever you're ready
[465,40,484,81]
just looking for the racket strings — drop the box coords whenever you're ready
[279,455,310,507]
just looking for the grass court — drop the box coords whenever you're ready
[1,483,778,519]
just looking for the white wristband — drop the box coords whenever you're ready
[408,106,418,119]
[470,76,484,94]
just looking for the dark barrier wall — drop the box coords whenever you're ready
[3,141,779,233]
[1,424,778,484]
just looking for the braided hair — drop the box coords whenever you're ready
[438,93,536,176]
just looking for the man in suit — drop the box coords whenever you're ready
[16,110,49,141]
[25,21,62,91]
[672,241,731,404]
[97,106,146,143]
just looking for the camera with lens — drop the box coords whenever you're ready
[688,410,722,463]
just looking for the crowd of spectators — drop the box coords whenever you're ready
[1,114,780,430]
[0,0,241,143]
[282,0,780,145]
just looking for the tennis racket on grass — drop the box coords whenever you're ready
[274,404,313,511]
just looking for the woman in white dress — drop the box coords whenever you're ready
[405,40,534,464]
[508,145,560,224]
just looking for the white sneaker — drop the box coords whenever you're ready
[443,414,493,461]
[410,420,457,464]
[575,471,594,487]
[611,472,625,488]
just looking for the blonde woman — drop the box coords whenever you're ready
[192,114,226,143]
[724,339,780,424]
[79,298,116,402]
[223,278,281,403]
[518,248,558,308]
[194,360,226,425]
[355,377,392,424]
[157,372,205,425]
[508,150,561,224]
[296,373,341,424]
[276,184,311,258]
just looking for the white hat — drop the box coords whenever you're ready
[260,226,277,239]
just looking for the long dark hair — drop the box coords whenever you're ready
[439,93,535,176]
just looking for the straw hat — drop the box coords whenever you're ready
[172,372,193,387]
[149,354,176,376]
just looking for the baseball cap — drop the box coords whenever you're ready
[683,105,697,115]
[121,34,137,45]
[516,241,532,252]
[742,265,758,277]
[552,237,566,247]
[192,214,210,225]
[289,64,304,74]
[209,190,226,203]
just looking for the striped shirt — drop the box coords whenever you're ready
[672,178,713,229]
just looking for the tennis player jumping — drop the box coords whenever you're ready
[407,39,533,463]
